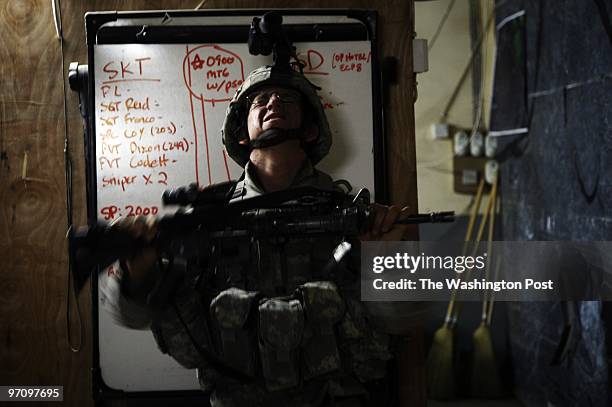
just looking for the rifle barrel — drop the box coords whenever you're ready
[396,211,455,224]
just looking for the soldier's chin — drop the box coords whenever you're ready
[261,139,301,150]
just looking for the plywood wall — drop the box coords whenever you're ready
[0,1,418,406]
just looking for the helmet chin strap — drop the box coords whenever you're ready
[248,128,307,150]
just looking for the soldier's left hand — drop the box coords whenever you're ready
[360,204,410,241]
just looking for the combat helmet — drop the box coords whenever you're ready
[222,65,332,167]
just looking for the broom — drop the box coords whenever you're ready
[451,177,497,327]
[426,178,486,400]
[471,172,503,398]
[434,175,497,398]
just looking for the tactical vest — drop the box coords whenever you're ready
[149,166,393,406]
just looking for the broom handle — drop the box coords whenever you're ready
[481,174,498,322]
[451,178,496,326]
[443,178,486,325]
[486,254,502,325]
[465,178,487,242]
[487,198,502,325]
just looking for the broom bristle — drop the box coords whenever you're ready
[426,325,455,400]
[471,322,503,398]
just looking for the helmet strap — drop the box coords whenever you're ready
[248,128,307,150]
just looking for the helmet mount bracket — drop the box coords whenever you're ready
[247,12,302,74]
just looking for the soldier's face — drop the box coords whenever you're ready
[246,86,304,140]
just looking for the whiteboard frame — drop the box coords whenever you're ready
[84,8,385,404]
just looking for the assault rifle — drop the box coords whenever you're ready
[71,182,454,290]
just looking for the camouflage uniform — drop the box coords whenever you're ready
[102,65,396,406]
[160,161,392,406]
[102,161,395,406]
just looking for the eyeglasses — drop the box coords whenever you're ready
[246,90,302,108]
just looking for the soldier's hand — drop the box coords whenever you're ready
[360,204,410,241]
[111,215,159,294]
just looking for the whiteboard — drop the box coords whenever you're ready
[93,41,376,391]
[94,42,374,221]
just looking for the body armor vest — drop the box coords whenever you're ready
[148,165,393,406]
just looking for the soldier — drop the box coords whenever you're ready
[102,64,411,406]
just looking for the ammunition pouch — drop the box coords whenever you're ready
[210,288,260,376]
[299,281,345,380]
[258,297,304,391]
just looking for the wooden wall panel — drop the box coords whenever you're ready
[0,1,419,406]
[0,0,87,405]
